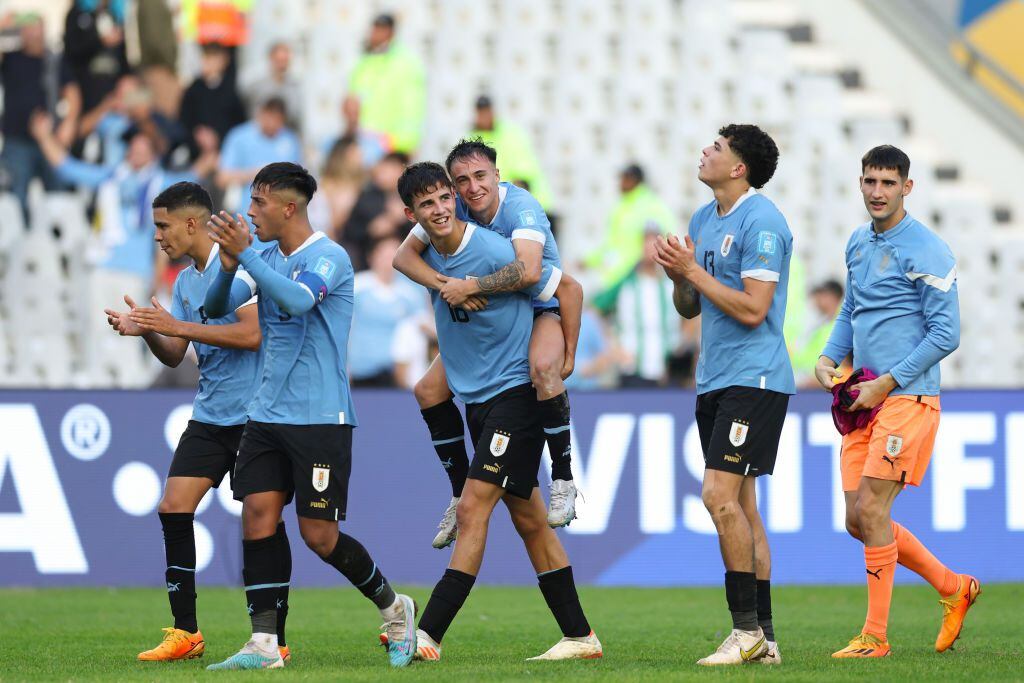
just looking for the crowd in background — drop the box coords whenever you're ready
[0,1,842,390]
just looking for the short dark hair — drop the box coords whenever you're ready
[261,96,288,117]
[397,162,453,208]
[622,163,645,184]
[813,279,844,300]
[373,13,395,28]
[718,124,779,189]
[445,138,497,174]
[252,162,317,202]
[152,181,213,214]
[381,151,410,166]
[861,144,911,180]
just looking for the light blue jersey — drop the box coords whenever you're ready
[689,188,796,395]
[821,213,959,396]
[412,182,563,306]
[421,223,533,404]
[349,271,425,380]
[170,244,259,426]
[210,232,359,426]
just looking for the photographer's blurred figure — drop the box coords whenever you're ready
[791,279,845,387]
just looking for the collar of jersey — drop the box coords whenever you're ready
[870,211,914,241]
[483,184,510,227]
[194,242,219,275]
[453,223,477,255]
[281,230,326,257]
[717,186,759,218]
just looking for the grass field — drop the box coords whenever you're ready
[3,584,1022,681]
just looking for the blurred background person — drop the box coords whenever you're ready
[563,305,616,391]
[180,42,246,163]
[391,310,436,391]
[64,0,129,131]
[346,12,425,155]
[340,151,409,270]
[349,236,426,388]
[319,134,367,241]
[585,163,675,289]
[791,279,846,388]
[239,41,302,131]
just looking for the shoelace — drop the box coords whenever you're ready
[715,633,741,653]
[436,501,458,530]
[939,596,957,616]
[160,627,185,644]
[380,620,410,646]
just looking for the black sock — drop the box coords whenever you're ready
[243,535,281,635]
[274,522,291,646]
[322,532,396,610]
[757,579,774,641]
[539,392,573,481]
[724,571,759,631]
[537,566,591,637]
[419,568,476,644]
[421,400,470,497]
[160,512,198,633]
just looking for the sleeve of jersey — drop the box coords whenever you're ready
[739,223,784,282]
[170,280,186,320]
[820,270,855,365]
[237,247,332,317]
[528,261,562,302]
[510,194,551,246]
[888,252,960,387]
[204,268,255,319]
[410,224,429,244]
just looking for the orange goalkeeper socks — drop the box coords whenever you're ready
[892,522,960,597]
[863,541,898,640]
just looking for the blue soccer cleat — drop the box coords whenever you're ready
[382,594,418,667]
[206,639,284,670]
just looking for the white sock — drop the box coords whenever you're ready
[379,595,404,621]
[251,632,279,655]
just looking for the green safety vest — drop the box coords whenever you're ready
[348,43,425,154]
[586,185,675,287]
[469,120,552,209]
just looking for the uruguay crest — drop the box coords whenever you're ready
[729,420,749,447]
[490,430,511,457]
[312,465,330,492]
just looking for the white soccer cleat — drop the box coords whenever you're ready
[527,631,602,661]
[431,496,459,549]
[760,640,781,665]
[547,480,577,528]
[696,628,768,666]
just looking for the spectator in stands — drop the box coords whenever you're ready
[340,151,410,270]
[240,41,302,129]
[563,307,615,391]
[349,236,426,387]
[791,279,845,387]
[595,226,682,387]
[469,95,553,209]
[64,0,130,122]
[180,42,247,161]
[320,95,388,171]
[320,135,368,239]
[215,96,301,231]
[585,163,675,288]
[347,13,425,155]
[0,12,80,219]
[29,113,213,385]
[392,311,436,390]
[124,0,177,72]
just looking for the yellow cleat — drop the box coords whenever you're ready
[279,645,291,665]
[936,574,981,652]
[137,627,205,661]
[831,632,891,658]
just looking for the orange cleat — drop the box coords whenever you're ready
[831,632,891,658]
[936,574,981,652]
[279,645,291,664]
[137,627,205,661]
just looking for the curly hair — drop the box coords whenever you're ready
[718,124,779,189]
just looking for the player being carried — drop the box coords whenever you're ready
[393,139,583,548]
[202,162,417,669]
[391,162,601,661]
[816,145,979,659]
[105,182,294,664]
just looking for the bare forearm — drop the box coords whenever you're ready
[478,259,526,294]
[393,240,442,290]
[35,133,68,168]
[672,280,701,319]
[173,320,260,351]
[142,332,187,367]
[688,269,765,327]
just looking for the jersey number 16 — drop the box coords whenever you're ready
[447,305,470,323]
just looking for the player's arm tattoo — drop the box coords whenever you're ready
[672,280,701,318]
[477,259,526,294]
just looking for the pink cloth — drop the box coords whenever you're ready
[831,368,883,435]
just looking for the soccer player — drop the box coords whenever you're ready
[202,162,416,669]
[655,125,793,665]
[395,161,601,661]
[104,181,294,664]
[393,139,583,547]
[815,145,978,658]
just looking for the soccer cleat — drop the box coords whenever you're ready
[547,480,578,528]
[381,594,417,667]
[527,631,602,660]
[278,646,290,665]
[936,574,981,652]
[760,640,781,665]
[206,639,284,670]
[432,496,459,549]
[378,629,441,661]
[831,632,891,658]
[137,627,205,661]
[696,628,767,665]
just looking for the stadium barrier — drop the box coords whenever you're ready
[2,390,1021,587]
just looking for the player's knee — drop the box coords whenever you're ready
[845,515,863,541]
[299,526,336,558]
[529,357,561,392]
[703,492,741,524]
[853,494,884,527]
[510,507,545,539]
[455,497,485,533]
[413,376,446,409]
[241,503,277,538]
[157,496,190,514]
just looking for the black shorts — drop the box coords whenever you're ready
[232,421,353,521]
[465,383,544,499]
[696,386,789,477]
[167,420,244,487]
[533,307,561,320]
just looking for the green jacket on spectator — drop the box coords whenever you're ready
[470,119,552,210]
[348,42,425,155]
[586,184,675,287]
